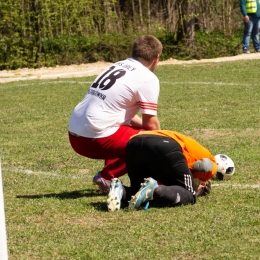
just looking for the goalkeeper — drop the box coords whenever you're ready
[107,130,217,211]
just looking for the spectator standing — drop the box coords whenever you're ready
[240,0,260,53]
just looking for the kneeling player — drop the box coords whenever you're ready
[107,130,228,211]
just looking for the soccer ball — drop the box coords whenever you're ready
[213,154,235,180]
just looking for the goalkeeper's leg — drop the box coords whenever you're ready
[120,183,196,208]
[153,185,196,207]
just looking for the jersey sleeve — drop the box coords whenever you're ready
[240,0,247,16]
[181,134,217,182]
[191,160,217,182]
[136,77,160,116]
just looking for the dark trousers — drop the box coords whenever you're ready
[123,134,196,207]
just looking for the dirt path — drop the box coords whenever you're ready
[1,53,260,83]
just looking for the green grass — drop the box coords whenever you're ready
[1,59,260,259]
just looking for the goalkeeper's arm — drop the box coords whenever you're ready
[194,179,211,197]
[193,158,213,172]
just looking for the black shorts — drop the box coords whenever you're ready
[126,134,196,196]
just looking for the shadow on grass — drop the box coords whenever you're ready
[89,201,172,211]
[16,189,106,200]
[16,192,176,211]
[89,201,129,212]
[89,202,109,211]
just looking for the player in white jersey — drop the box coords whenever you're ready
[68,35,163,192]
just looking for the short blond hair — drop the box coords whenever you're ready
[131,35,163,62]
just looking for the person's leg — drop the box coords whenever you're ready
[69,126,143,192]
[153,185,196,207]
[113,181,196,210]
[69,125,142,173]
[110,134,196,210]
[106,174,144,211]
[127,135,196,191]
[128,177,159,209]
[242,18,253,52]
[107,178,124,211]
[125,135,154,190]
[107,179,138,211]
[251,17,260,51]
[125,134,196,208]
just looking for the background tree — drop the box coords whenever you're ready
[0,0,242,69]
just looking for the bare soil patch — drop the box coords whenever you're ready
[1,53,260,83]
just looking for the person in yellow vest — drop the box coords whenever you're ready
[240,0,260,53]
[106,130,227,211]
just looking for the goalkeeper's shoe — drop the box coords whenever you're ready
[107,178,123,211]
[93,172,111,193]
[128,177,158,210]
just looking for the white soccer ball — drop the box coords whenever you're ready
[213,154,235,180]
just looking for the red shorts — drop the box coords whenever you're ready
[69,125,143,179]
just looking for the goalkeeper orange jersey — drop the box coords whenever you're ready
[134,130,217,182]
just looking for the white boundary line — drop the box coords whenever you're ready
[18,81,93,86]
[1,80,259,88]
[0,159,8,260]
[212,183,260,188]
[160,81,258,86]
[3,168,260,189]
[0,81,94,89]
[3,168,88,180]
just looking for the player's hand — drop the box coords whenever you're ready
[197,181,211,197]
[193,158,213,172]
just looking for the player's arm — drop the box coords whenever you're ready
[194,179,211,197]
[191,157,217,181]
[193,158,213,172]
[142,114,160,130]
[130,114,143,127]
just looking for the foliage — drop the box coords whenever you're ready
[0,0,244,69]
[1,60,260,259]
[158,30,242,61]
[0,31,244,69]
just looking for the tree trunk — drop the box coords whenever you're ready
[147,0,150,31]
[138,0,143,25]
[186,0,195,47]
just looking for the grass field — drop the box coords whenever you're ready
[1,59,260,259]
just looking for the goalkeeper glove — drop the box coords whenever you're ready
[197,181,211,197]
[193,158,213,172]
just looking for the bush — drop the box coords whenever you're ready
[0,30,244,70]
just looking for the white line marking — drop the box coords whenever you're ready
[4,168,87,179]
[4,168,260,188]
[160,81,257,86]
[212,183,260,188]
[0,81,93,89]
[18,81,93,86]
[1,80,257,88]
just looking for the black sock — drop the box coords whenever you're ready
[153,185,196,207]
